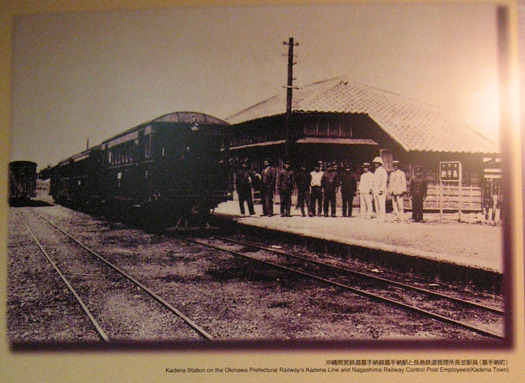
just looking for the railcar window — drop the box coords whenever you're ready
[145,135,151,158]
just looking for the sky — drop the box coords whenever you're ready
[10,2,501,169]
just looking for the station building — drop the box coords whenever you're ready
[226,76,500,212]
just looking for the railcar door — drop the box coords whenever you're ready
[137,128,152,204]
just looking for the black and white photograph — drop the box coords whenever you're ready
[6,1,508,352]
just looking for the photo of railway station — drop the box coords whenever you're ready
[4,2,508,350]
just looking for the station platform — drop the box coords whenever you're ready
[214,200,504,274]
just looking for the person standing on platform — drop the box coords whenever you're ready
[310,161,324,217]
[358,162,374,218]
[340,165,357,217]
[278,161,295,217]
[260,159,276,217]
[321,162,339,217]
[295,164,312,217]
[409,165,428,222]
[235,161,255,216]
[372,157,388,221]
[389,160,407,221]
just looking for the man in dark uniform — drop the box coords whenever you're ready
[278,161,294,217]
[235,161,255,216]
[259,159,276,216]
[340,165,357,217]
[409,165,428,222]
[321,162,339,217]
[295,164,312,217]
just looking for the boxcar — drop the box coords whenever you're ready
[9,161,37,205]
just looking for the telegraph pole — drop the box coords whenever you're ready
[283,37,298,161]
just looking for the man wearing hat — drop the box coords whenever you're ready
[321,162,339,217]
[340,164,357,217]
[389,160,407,220]
[235,161,256,216]
[310,161,324,216]
[358,162,374,218]
[278,161,295,217]
[295,163,312,217]
[409,165,428,222]
[372,156,388,221]
[260,159,276,216]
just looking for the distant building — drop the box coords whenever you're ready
[226,76,499,211]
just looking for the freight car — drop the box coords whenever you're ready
[9,161,37,205]
[50,112,230,228]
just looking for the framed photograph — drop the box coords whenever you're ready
[1,0,522,382]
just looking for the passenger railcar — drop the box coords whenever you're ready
[50,146,104,208]
[9,161,37,205]
[101,112,230,226]
[50,112,230,227]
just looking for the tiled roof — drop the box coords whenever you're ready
[227,77,498,154]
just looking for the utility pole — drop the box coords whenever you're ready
[282,37,298,161]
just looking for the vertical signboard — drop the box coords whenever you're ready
[439,161,462,221]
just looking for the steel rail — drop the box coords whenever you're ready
[216,236,504,315]
[17,213,110,342]
[179,236,503,340]
[31,210,214,341]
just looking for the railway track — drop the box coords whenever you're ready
[12,206,504,342]
[17,210,213,342]
[176,235,504,340]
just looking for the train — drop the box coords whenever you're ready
[8,161,37,206]
[49,112,231,228]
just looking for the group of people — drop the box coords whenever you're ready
[234,157,428,222]
[358,157,427,222]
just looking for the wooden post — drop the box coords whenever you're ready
[439,180,443,222]
[458,166,462,222]
[282,37,298,161]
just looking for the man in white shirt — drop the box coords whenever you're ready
[389,160,407,220]
[358,162,374,218]
[372,157,388,221]
[310,161,324,216]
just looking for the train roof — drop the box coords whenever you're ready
[70,145,102,162]
[9,161,37,167]
[52,112,227,167]
[56,145,102,166]
[152,112,228,125]
[101,112,229,146]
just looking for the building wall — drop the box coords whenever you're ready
[228,113,490,212]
